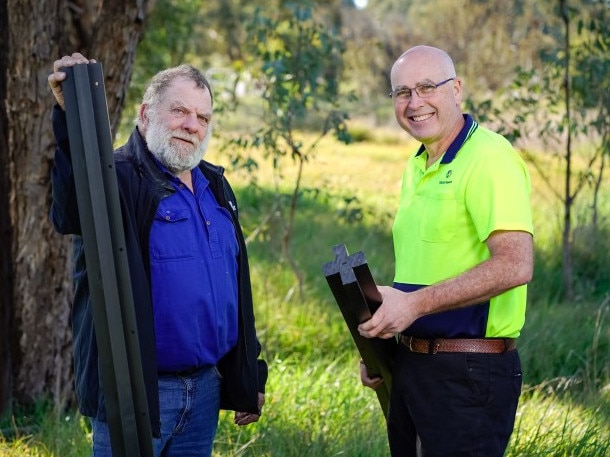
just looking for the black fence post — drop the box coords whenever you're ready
[322,244,397,418]
[61,63,154,457]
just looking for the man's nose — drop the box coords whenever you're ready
[406,91,425,107]
[181,112,201,132]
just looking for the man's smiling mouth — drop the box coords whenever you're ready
[410,113,434,122]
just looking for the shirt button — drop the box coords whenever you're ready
[165,216,171,221]
[206,220,211,225]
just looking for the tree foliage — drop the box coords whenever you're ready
[224,2,353,293]
[357,0,560,101]
[465,0,610,299]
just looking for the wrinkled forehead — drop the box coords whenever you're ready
[158,77,213,111]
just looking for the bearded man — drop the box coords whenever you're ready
[48,53,267,457]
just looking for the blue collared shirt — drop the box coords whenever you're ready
[149,163,239,372]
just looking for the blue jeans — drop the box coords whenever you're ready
[91,365,222,457]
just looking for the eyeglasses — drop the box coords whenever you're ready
[388,77,455,102]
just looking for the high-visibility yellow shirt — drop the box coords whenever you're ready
[393,115,533,338]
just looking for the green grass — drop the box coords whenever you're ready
[0,404,90,457]
[213,355,389,456]
[2,130,610,456]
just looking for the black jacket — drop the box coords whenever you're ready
[50,105,267,436]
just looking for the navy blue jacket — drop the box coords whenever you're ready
[50,105,267,437]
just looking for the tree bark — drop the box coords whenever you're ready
[560,0,574,301]
[2,0,148,415]
[0,0,13,419]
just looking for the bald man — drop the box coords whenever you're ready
[358,45,534,456]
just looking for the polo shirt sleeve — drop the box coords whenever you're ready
[464,137,534,242]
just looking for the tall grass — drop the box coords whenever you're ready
[0,403,90,457]
[2,130,609,456]
[213,355,389,456]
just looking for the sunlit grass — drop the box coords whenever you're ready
[507,386,610,456]
[206,125,414,213]
[0,409,90,457]
[213,355,389,456]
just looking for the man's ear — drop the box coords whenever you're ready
[453,78,463,104]
[139,104,149,132]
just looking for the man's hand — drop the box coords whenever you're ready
[360,360,383,390]
[48,52,96,110]
[358,285,418,339]
[234,392,265,426]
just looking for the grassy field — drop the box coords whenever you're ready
[1,125,609,456]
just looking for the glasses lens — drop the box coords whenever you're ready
[415,84,437,97]
[393,88,411,100]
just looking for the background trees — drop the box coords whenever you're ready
[465,0,610,300]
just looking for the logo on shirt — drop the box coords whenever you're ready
[438,169,453,185]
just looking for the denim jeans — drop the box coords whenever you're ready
[91,365,222,457]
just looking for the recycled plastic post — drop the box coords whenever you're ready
[322,244,397,418]
[61,63,154,457]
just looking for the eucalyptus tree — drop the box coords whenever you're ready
[1,0,149,417]
[467,0,610,300]
[225,2,354,295]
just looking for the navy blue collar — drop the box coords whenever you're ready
[415,114,478,164]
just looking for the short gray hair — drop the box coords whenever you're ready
[137,64,213,126]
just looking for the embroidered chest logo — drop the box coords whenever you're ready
[438,169,453,185]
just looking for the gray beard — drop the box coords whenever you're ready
[144,116,210,175]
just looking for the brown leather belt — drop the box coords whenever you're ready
[400,335,516,354]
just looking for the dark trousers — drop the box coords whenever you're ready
[387,343,522,457]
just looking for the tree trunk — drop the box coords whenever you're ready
[0,0,13,419]
[560,0,574,300]
[2,0,148,416]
